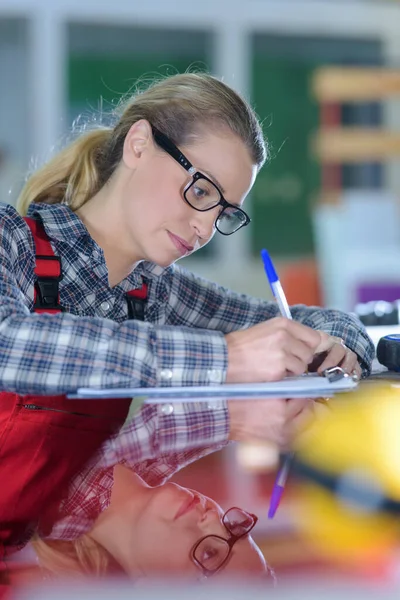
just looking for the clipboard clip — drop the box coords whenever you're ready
[322,365,359,383]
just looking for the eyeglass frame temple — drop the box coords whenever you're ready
[152,126,194,173]
[151,126,251,233]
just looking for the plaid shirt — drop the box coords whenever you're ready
[0,201,374,540]
[49,400,230,540]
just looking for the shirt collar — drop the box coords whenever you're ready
[27,202,91,244]
[27,201,169,287]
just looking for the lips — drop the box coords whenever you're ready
[174,494,201,520]
[168,231,194,255]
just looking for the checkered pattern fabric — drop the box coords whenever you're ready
[0,200,375,540]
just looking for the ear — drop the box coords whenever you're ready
[122,119,154,170]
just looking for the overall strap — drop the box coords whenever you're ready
[24,217,148,320]
[24,217,63,313]
[126,283,148,321]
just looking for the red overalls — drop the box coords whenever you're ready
[0,217,147,558]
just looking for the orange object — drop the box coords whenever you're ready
[312,67,400,102]
[312,128,400,163]
[280,259,323,307]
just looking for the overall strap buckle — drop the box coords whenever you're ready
[24,217,64,313]
[34,257,64,312]
[126,282,148,321]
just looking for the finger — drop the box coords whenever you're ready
[292,403,324,446]
[285,397,311,419]
[286,338,315,365]
[353,362,362,379]
[280,404,316,449]
[271,398,311,449]
[344,358,362,380]
[339,347,359,375]
[317,343,347,373]
[278,318,322,350]
[292,403,316,435]
[315,332,344,354]
[285,352,310,376]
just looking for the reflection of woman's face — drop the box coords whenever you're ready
[124,481,267,579]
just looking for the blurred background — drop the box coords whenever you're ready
[2,0,400,310]
[2,0,400,596]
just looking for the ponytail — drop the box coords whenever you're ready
[31,535,111,578]
[17,128,113,215]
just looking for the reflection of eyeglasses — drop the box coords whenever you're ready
[190,507,258,577]
[152,127,251,236]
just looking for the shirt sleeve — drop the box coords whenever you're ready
[163,265,375,376]
[49,400,230,540]
[0,207,228,394]
[102,399,230,468]
[128,443,230,488]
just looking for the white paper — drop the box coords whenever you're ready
[70,373,358,402]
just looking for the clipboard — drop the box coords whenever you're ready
[68,367,359,402]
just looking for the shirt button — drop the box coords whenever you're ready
[92,250,100,261]
[207,369,222,383]
[161,403,174,416]
[100,301,110,313]
[160,369,173,381]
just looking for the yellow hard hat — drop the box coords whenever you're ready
[291,384,400,565]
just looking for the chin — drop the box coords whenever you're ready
[153,257,176,268]
[146,251,181,268]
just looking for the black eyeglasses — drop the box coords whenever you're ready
[190,507,258,578]
[152,127,251,236]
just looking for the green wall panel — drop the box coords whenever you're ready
[251,58,320,258]
[69,56,201,108]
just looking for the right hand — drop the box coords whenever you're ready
[225,317,321,383]
[228,397,316,449]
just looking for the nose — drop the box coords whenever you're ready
[189,207,218,242]
[197,499,225,535]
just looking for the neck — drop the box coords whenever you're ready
[88,467,149,576]
[76,186,142,287]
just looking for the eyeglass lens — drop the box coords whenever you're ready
[193,508,255,572]
[223,507,255,536]
[185,178,247,235]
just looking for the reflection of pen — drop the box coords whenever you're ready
[261,249,294,519]
[268,451,295,519]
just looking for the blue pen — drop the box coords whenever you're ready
[260,249,292,321]
[261,248,294,519]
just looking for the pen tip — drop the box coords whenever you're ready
[268,503,278,519]
[268,485,284,519]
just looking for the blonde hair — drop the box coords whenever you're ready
[17,72,267,215]
[32,535,111,578]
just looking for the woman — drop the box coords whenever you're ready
[0,72,374,555]
[33,464,273,582]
